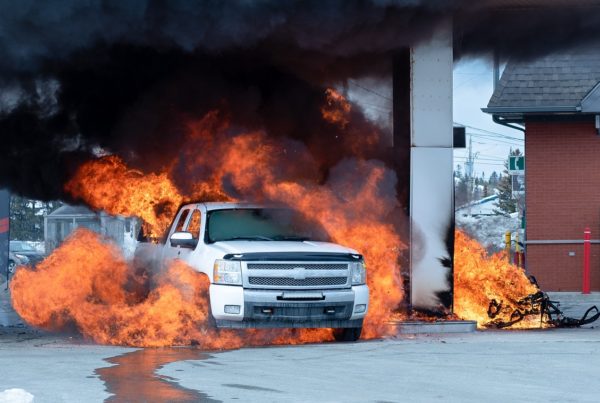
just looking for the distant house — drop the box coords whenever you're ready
[483,50,600,291]
[456,194,499,217]
[44,205,136,254]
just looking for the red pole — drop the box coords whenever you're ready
[583,227,591,294]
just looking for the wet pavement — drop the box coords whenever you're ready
[0,281,21,327]
[97,348,216,402]
[0,292,599,402]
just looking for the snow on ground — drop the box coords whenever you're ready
[456,197,523,253]
[0,389,34,403]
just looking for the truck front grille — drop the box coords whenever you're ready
[248,276,348,287]
[243,262,350,289]
[247,263,347,271]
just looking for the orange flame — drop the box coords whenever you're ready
[15,100,548,346]
[65,156,183,238]
[454,230,544,329]
[15,108,406,346]
[10,228,332,348]
[321,88,351,128]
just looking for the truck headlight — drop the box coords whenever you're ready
[213,260,242,285]
[351,261,366,285]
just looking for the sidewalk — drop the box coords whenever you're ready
[546,292,600,321]
[0,281,22,327]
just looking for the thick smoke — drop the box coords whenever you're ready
[2,0,600,199]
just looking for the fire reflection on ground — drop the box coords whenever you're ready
[96,348,216,402]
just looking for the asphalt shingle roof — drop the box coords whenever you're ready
[48,204,95,217]
[487,51,600,111]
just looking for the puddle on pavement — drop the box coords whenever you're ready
[96,347,218,402]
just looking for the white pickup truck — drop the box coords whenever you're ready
[135,202,369,341]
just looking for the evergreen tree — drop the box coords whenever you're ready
[9,195,63,241]
[494,149,523,216]
[454,164,470,207]
[489,171,499,188]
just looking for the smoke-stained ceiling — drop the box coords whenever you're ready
[2,0,600,200]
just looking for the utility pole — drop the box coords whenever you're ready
[465,135,478,214]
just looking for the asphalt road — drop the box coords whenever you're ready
[1,326,600,403]
[2,291,600,402]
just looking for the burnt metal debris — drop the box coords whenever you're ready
[486,277,600,329]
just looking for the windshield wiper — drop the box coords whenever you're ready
[221,236,274,241]
[273,236,310,241]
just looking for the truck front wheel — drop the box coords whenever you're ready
[333,327,362,342]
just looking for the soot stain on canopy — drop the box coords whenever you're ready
[2,0,600,200]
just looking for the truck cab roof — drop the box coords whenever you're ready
[181,202,277,212]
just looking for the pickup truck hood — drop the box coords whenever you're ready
[209,240,359,256]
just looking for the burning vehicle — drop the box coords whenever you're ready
[4,1,600,349]
[135,202,369,341]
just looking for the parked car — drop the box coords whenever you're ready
[9,241,44,265]
[7,251,28,275]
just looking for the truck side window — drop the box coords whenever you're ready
[174,210,190,233]
[186,210,202,239]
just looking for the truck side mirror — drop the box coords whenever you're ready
[170,231,198,249]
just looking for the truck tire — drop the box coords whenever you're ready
[333,326,362,342]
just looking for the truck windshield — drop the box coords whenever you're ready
[206,208,329,243]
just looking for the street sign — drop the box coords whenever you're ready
[509,156,525,174]
[511,174,525,197]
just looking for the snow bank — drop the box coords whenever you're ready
[456,211,523,253]
[0,389,34,403]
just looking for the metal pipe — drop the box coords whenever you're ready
[583,228,591,294]
[493,115,525,133]
[505,231,512,263]
[515,233,522,267]
[525,239,600,245]
[482,106,579,113]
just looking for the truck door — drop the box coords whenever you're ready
[176,208,203,267]
[161,207,192,269]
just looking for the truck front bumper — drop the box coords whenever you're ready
[209,284,368,329]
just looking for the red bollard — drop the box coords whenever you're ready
[583,227,591,294]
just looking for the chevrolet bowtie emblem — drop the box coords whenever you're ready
[292,267,306,280]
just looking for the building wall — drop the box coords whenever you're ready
[526,119,600,291]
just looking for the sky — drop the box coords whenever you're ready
[344,56,525,179]
[453,57,524,178]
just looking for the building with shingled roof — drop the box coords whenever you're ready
[484,50,600,291]
[44,204,136,254]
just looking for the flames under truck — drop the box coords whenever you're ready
[135,202,369,341]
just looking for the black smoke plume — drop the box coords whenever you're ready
[2,0,600,200]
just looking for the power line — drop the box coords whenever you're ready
[454,160,505,167]
[455,121,524,141]
[348,80,392,101]
[468,132,524,144]
[477,153,508,160]
[359,102,392,113]
[468,133,524,146]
